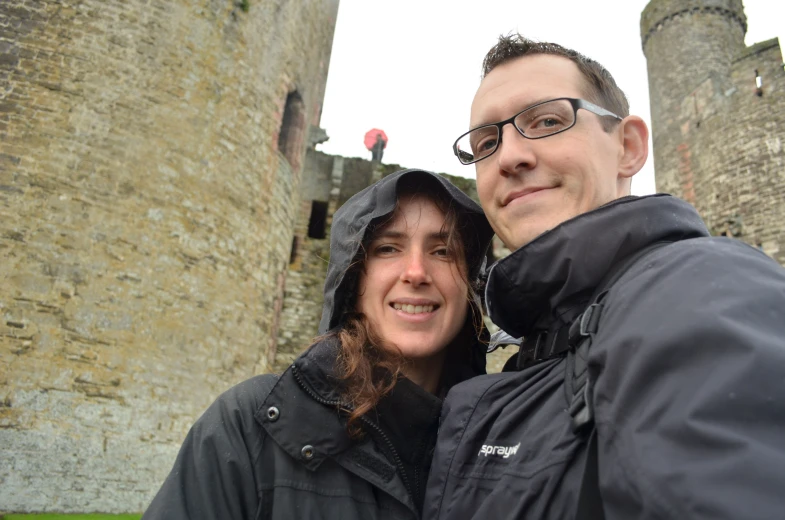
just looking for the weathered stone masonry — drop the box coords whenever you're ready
[642,0,785,263]
[0,0,338,513]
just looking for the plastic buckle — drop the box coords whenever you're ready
[532,333,544,359]
[579,304,602,337]
[570,380,595,432]
[516,331,545,370]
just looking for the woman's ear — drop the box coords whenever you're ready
[617,116,649,180]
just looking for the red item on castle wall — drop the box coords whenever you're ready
[364,128,388,150]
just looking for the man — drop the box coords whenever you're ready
[424,35,785,519]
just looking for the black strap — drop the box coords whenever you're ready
[568,241,674,426]
[515,325,571,370]
[575,429,603,520]
[570,241,672,520]
[567,331,594,432]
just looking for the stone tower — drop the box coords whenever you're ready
[0,0,338,513]
[641,0,785,264]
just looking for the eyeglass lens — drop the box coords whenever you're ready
[455,99,576,164]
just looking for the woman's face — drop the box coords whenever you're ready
[356,195,469,360]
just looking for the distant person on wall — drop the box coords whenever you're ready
[372,133,386,162]
[423,34,785,519]
[142,169,493,519]
[365,128,388,163]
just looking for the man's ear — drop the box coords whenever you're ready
[617,116,648,180]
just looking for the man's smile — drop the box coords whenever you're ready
[502,186,554,207]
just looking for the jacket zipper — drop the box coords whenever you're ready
[292,364,344,409]
[359,414,413,500]
[291,365,416,515]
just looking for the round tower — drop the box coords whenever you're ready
[641,0,785,266]
[641,0,747,197]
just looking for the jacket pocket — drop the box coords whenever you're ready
[260,483,409,520]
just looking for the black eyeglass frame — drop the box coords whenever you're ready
[453,97,623,165]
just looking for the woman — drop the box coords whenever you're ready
[143,169,494,519]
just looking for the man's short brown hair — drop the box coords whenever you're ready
[482,34,629,130]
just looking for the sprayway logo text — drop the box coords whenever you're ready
[478,442,520,459]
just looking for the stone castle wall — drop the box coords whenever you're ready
[275,150,340,372]
[0,0,338,513]
[642,0,785,263]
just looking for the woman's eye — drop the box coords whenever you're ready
[433,247,452,258]
[374,245,398,255]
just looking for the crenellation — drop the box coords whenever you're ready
[641,0,747,47]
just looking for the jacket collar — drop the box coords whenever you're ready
[292,334,346,404]
[259,338,417,512]
[485,194,710,338]
[259,337,353,470]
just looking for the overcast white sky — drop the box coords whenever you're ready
[318,0,784,196]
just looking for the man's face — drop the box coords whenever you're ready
[471,54,626,251]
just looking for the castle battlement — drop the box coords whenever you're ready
[641,0,747,48]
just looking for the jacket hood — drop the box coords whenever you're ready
[318,168,494,334]
[485,194,710,338]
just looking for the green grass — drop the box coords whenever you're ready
[2,515,141,520]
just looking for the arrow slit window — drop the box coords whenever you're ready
[308,201,328,239]
[278,91,306,167]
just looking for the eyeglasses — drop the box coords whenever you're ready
[453,98,622,165]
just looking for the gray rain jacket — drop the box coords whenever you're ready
[142,169,493,520]
[424,194,785,519]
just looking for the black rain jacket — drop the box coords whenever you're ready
[142,169,494,520]
[424,194,785,519]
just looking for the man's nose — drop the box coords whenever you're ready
[400,251,432,286]
[495,123,536,174]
